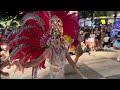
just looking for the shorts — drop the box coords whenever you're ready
[104,42,109,46]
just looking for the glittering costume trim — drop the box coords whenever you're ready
[48,46,66,79]
[21,13,45,31]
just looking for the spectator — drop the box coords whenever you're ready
[103,33,111,50]
[89,30,96,51]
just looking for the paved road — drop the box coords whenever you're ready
[2,50,120,79]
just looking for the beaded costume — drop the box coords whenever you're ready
[48,45,66,79]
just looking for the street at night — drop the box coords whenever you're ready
[1,49,120,79]
[0,11,120,79]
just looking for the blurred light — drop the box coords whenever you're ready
[68,11,78,16]
[19,12,23,14]
[100,16,106,24]
[101,19,106,24]
[86,18,90,20]
[100,16,107,18]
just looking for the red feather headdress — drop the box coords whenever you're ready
[50,11,79,39]
[6,11,50,69]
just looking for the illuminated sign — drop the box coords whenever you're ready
[100,16,107,24]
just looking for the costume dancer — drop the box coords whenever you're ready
[5,11,87,79]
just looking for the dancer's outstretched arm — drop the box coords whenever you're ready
[21,48,52,68]
[65,48,88,79]
[74,33,86,64]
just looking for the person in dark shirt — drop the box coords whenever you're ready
[84,31,90,42]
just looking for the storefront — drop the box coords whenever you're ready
[79,19,85,27]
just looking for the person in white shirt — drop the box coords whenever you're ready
[89,31,96,51]
[103,33,110,50]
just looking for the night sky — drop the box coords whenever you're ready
[0,11,24,20]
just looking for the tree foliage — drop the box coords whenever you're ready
[78,11,109,19]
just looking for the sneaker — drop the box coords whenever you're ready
[88,52,91,55]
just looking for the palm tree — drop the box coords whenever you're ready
[78,11,89,19]
[95,11,101,17]
[114,11,118,25]
[88,11,95,26]
[78,11,90,26]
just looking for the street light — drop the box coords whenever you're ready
[68,11,78,16]
[19,12,23,14]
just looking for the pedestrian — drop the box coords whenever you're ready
[89,30,96,51]
[103,33,111,50]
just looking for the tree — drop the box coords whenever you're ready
[78,11,88,26]
[79,11,97,26]
[89,11,95,24]
[78,11,90,19]
[95,11,101,17]
[0,24,4,28]
[114,11,118,25]
[10,22,17,27]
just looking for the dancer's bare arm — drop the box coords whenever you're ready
[74,43,83,63]
[0,70,9,77]
[65,48,87,79]
[74,33,86,64]
[22,48,52,68]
